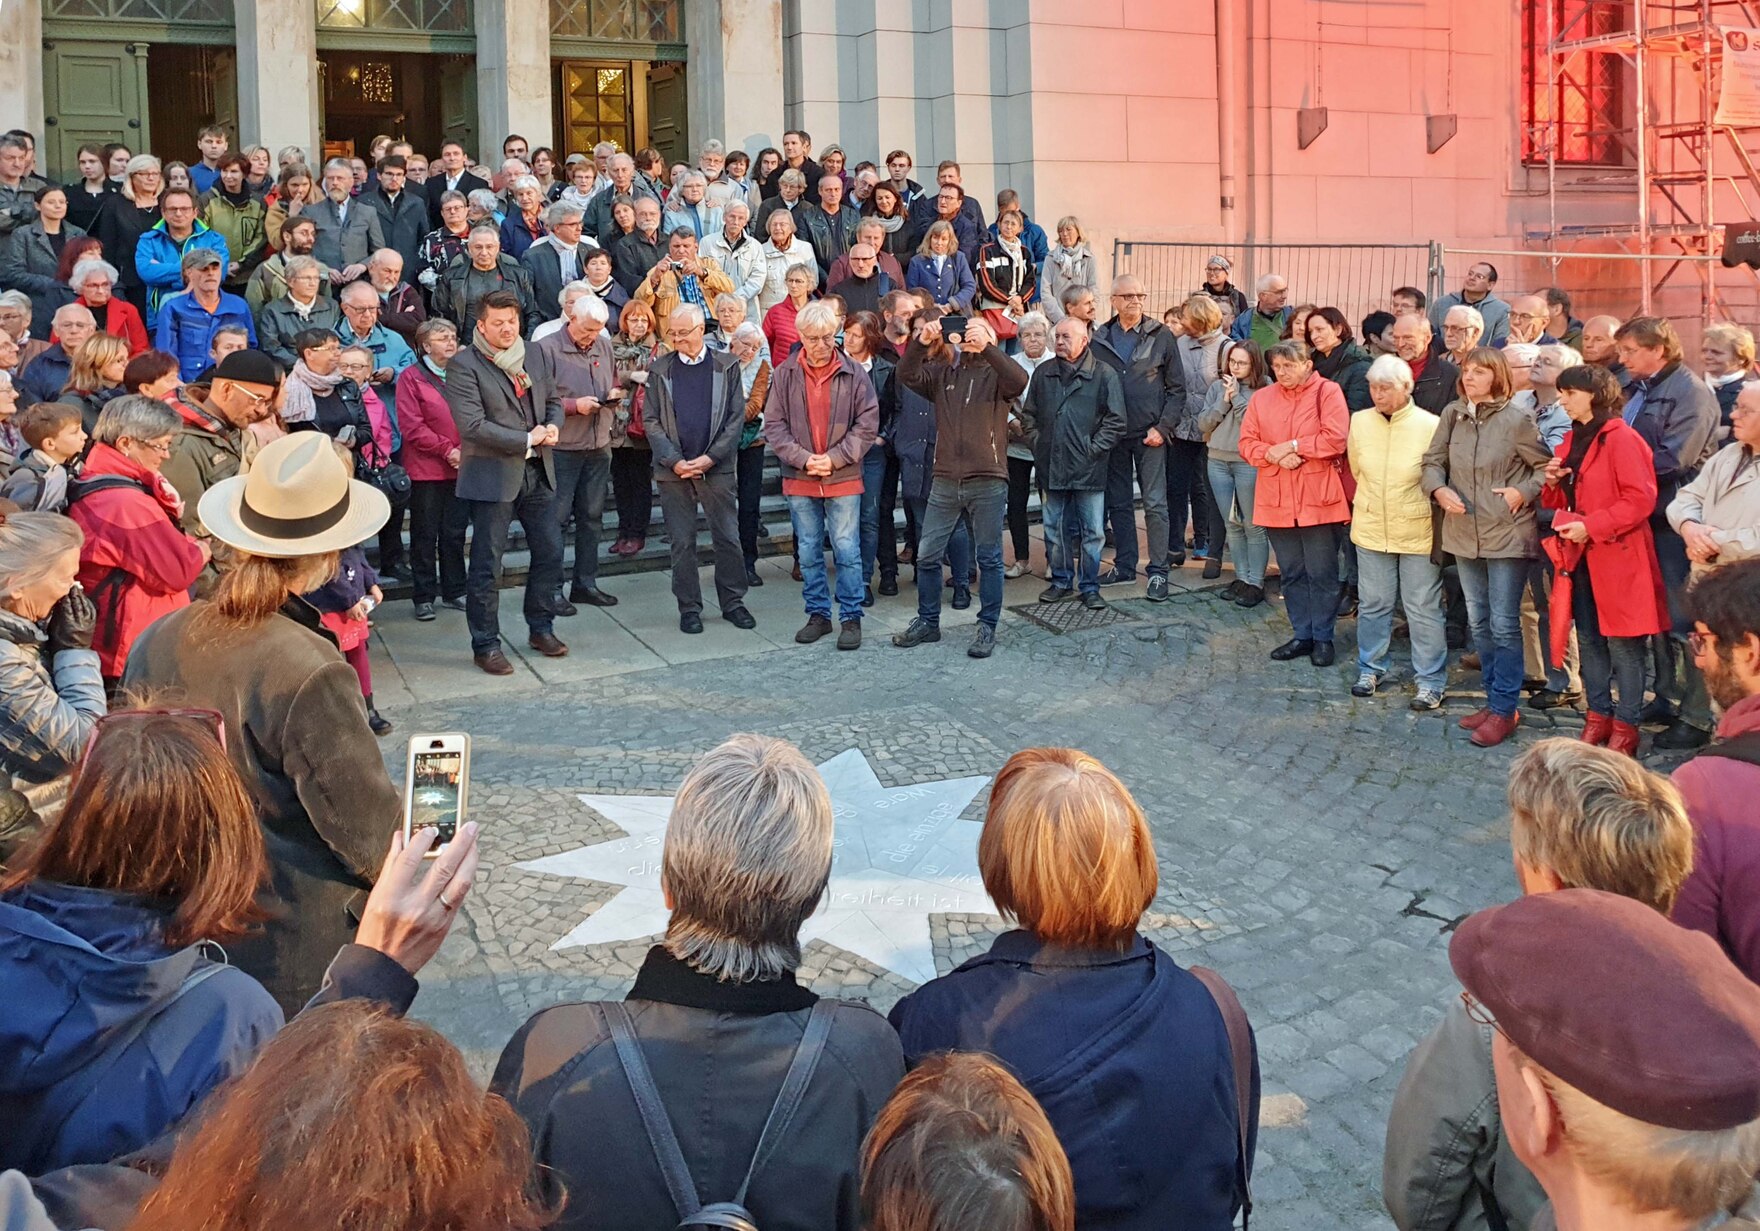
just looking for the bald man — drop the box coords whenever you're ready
[1500,294,1555,348]
[1579,315,1629,388]
[19,304,96,405]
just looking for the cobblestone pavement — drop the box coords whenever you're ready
[383,577,1578,1231]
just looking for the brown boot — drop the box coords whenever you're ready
[1470,709,1522,748]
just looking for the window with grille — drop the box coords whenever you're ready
[317,0,472,34]
[1522,0,1627,165]
[550,0,680,42]
[47,0,230,21]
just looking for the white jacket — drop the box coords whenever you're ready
[701,227,768,321]
[756,238,817,312]
[1668,440,1760,571]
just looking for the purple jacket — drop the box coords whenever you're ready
[1672,693,1760,983]
[762,351,879,487]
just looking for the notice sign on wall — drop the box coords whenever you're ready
[1718,28,1760,126]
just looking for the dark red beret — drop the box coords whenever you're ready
[1450,889,1760,1131]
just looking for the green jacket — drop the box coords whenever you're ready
[202,195,268,288]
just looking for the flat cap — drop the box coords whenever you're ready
[212,349,282,387]
[180,247,223,273]
[1451,889,1760,1131]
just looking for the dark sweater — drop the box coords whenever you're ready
[672,355,714,459]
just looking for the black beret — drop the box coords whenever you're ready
[1451,889,1760,1131]
[212,349,282,387]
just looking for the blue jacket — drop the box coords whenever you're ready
[133,221,231,331]
[905,252,976,314]
[0,881,282,1173]
[154,290,257,381]
[890,930,1258,1231]
[337,320,416,420]
[16,348,71,407]
[986,212,1050,266]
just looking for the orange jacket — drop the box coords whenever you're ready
[1238,373,1351,528]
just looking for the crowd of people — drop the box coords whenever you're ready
[0,121,1756,1231]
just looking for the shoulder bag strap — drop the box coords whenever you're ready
[1191,965,1255,1231]
[602,1002,704,1221]
[1694,730,1760,769]
[733,999,837,1205]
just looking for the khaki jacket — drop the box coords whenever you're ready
[1349,402,1441,555]
[1420,397,1552,560]
[632,256,736,326]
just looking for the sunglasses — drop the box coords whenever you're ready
[84,706,227,761]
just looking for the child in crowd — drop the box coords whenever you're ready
[0,401,86,512]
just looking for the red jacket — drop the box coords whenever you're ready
[81,295,149,357]
[1542,418,1668,638]
[67,443,206,677]
[1238,373,1351,528]
[394,360,460,482]
[1673,694,1760,984]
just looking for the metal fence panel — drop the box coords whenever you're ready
[1111,241,1440,337]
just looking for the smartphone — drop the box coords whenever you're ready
[403,733,471,857]
[940,314,968,342]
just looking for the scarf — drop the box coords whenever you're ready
[868,212,905,234]
[422,356,447,381]
[1561,417,1608,508]
[475,333,532,396]
[287,294,318,322]
[282,360,344,424]
[1052,244,1086,267]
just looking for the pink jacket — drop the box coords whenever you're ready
[1672,694,1760,984]
[394,360,460,482]
[1238,372,1351,528]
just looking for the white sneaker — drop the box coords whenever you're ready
[1004,561,1026,579]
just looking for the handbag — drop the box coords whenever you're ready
[980,307,1018,341]
[356,433,412,503]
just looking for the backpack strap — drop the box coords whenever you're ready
[602,1002,704,1221]
[1692,730,1760,769]
[1191,965,1255,1231]
[732,999,836,1206]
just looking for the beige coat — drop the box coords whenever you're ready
[1667,440,1760,571]
[1420,397,1552,560]
[1349,402,1441,555]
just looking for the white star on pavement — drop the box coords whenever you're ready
[517,749,995,984]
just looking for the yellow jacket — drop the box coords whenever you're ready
[1349,402,1440,555]
[633,256,737,327]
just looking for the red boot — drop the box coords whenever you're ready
[1470,710,1522,748]
[1458,707,1494,731]
[1607,720,1641,758]
[1580,712,1613,746]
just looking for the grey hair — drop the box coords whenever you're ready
[467,223,500,242]
[1503,342,1541,367]
[367,248,404,269]
[668,303,706,330]
[679,170,707,188]
[438,189,468,208]
[1538,343,1583,370]
[732,321,764,344]
[633,196,662,215]
[124,154,161,178]
[1255,272,1287,293]
[712,293,746,315]
[723,198,750,220]
[0,290,29,312]
[784,261,818,288]
[509,174,541,195]
[0,512,84,599]
[661,733,833,981]
[339,279,379,305]
[543,200,584,228]
[276,145,307,165]
[68,258,119,292]
[796,300,839,334]
[557,277,591,307]
[1366,353,1415,394]
[93,394,181,447]
[282,254,323,282]
[466,189,500,213]
[1017,311,1051,336]
[321,157,354,178]
[779,168,807,189]
[1446,303,1486,335]
[570,293,609,324]
[699,138,725,157]
[609,152,634,170]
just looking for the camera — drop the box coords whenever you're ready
[668,259,685,271]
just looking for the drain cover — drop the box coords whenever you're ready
[1010,599,1139,634]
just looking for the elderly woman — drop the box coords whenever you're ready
[730,320,774,586]
[974,208,1039,345]
[67,395,208,686]
[763,261,816,358]
[491,733,906,1230]
[1702,321,1755,437]
[68,253,148,356]
[2,186,85,329]
[609,298,662,557]
[257,255,340,368]
[498,175,548,260]
[416,190,472,291]
[1422,347,1553,747]
[1347,355,1448,707]
[1671,378,1760,576]
[1040,216,1096,326]
[1173,293,1227,576]
[0,513,101,808]
[907,220,976,315]
[92,154,163,319]
[1005,311,1055,577]
[280,328,360,435]
[891,747,1258,1231]
[395,318,467,620]
[1239,340,1352,665]
[758,211,816,312]
[262,163,317,253]
[1199,340,1271,607]
[122,431,396,1014]
[55,331,129,432]
[0,709,282,1172]
[1541,364,1668,756]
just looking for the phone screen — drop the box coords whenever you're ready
[409,750,463,847]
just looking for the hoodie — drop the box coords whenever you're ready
[0,882,281,1172]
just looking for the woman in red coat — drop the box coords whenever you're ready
[1542,364,1668,755]
[394,318,467,620]
[68,245,150,357]
[66,395,208,686]
[1238,339,1351,666]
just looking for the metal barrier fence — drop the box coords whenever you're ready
[1111,241,1442,335]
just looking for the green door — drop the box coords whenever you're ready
[43,40,150,181]
[439,58,476,163]
[646,63,686,167]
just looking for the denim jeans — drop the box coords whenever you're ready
[906,494,970,591]
[1457,555,1530,716]
[1042,489,1105,593]
[915,477,1006,628]
[1104,436,1170,578]
[1265,523,1342,642]
[860,446,896,585]
[465,459,561,654]
[552,448,610,590]
[407,478,468,605]
[737,444,766,570]
[1165,437,1216,554]
[1652,523,1713,730]
[1207,458,1269,586]
[1355,547,1448,691]
[1574,567,1649,724]
[789,493,865,623]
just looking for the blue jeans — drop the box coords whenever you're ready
[1356,546,1448,691]
[1104,436,1170,578]
[1573,566,1648,725]
[1457,556,1530,716]
[788,493,865,623]
[1265,523,1341,642]
[916,477,1006,628]
[1042,489,1105,593]
[1207,458,1269,586]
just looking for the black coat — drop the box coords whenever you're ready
[1020,351,1128,490]
[424,169,489,230]
[1090,316,1187,439]
[364,187,429,276]
[92,194,161,292]
[610,229,665,296]
[1412,354,1460,415]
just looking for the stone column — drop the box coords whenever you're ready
[477,0,553,153]
[0,0,46,142]
[235,0,319,159]
[686,0,785,153]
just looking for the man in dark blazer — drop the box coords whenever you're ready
[309,158,386,285]
[445,288,568,674]
[364,154,429,277]
[425,139,490,231]
[645,302,755,634]
[521,200,599,322]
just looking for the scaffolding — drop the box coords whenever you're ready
[1527,0,1760,325]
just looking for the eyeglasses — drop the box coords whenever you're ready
[84,706,227,761]
[1689,628,1715,658]
[224,382,274,405]
[1460,991,1506,1038]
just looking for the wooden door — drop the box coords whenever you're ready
[211,48,239,143]
[439,57,477,162]
[42,40,149,181]
[645,63,686,166]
